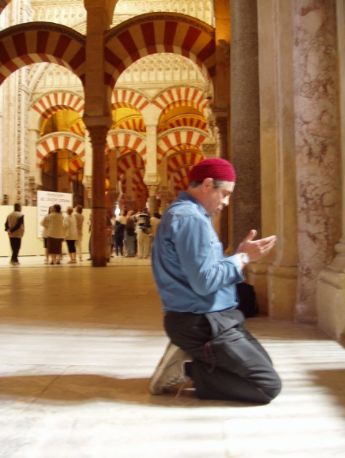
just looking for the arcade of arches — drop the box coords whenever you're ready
[1,0,345,342]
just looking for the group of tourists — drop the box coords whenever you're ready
[109,208,161,259]
[41,204,84,265]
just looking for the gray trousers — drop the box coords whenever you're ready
[164,308,282,404]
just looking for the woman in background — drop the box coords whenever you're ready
[64,207,78,264]
[46,204,64,265]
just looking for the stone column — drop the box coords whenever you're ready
[107,148,118,210]
[83,132,92,207]
[28,127,41,186]
[230,0,261,250]
[294,0,341,323]
[212,1,231,249]
[254,0,298,317]
[316,0,345,340]
[147,185,159,214]
[142,105,161,201]
[87,123,109,267]
[83,0,115,266]
[216,115,231,249]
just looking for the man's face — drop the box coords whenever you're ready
[202,179,235,216]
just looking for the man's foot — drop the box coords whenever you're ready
[149,342,191,395]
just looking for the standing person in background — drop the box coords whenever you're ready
[5,203,24,266]
[136,208,152,259]
[124,210,136,257]
[74,205,84,262]
[41,206,53,264]
[114,214,125,257]
[106,209,114,262]
[64,207,78,263]
[46,204,64,265]
[150,158,281,404]
[150,212,161,239]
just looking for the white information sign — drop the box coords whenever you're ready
[37,190,73,237]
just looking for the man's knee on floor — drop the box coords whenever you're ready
[262,373,282,402]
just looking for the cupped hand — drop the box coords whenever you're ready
[236,229,277,262]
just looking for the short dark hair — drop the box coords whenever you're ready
[14,203,21,211]
[189,179,227,189]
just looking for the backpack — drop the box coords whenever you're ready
[236,282,258,318]
[137,212,151,234]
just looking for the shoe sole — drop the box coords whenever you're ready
[149,343,184,395]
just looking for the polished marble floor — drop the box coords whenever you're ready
[0,256,345,457]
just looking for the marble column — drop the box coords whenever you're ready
[83,132,92,208]
[216,115,231,249]
[230,0,261,249]
[147,185,158,214]
[107,148,118,210]
[142,105,161,195]
[28,127,41,186]
[87,123,109,267]
[316,0,345,341]
[294,0,341,323]
[83,1,115,266]
[254,0,298,318]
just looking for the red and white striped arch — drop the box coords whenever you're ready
[36,132,85,165]
[157,128,207,163]
[107,130,146,161]
[117,152,145,178]
[117,151,147,205]
[0,0,10,14]
[0,22,85,85]
[158,115,207,133]
[168,150,204,192]
[115,117,145,132]
[32,91,84,120]
[154,86,208,112]
[69,154,84,176]
[112,88,149,111]
[105,13,215,87]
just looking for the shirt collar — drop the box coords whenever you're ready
[178,191,210,218]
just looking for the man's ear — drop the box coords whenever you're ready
[202,177,214,190]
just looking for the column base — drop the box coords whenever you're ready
[267,265,297,320]
[317,268,345,343]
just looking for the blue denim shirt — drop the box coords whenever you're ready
[152,192,244,314]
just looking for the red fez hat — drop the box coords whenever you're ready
[188,158,236,183]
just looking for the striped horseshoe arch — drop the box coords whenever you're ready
[107,130,147,161]
[153,86,208,112]
[105,13,215,87]
[112,88,149,111]
[36,132,85,165]
[168,150,204,192]
[32,91,84,120]
[157,128,207,163]
[117,151,147,205]
[0,22,85,85]
[0,0,10,14]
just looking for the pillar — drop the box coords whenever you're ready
[86,123,109,266]
[316,0,345,341]
[147,185,159,214]
[294,0,341,323]
[142,105,161,199]
[83,0,115,266]
[254,0,298,317]
[230,0,261,249]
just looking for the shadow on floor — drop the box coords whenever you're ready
[0,374,253,408]
[309,369,345,412]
